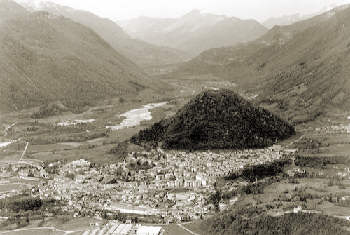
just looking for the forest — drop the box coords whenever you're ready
[225,160,290,182]
[132,89,295,150]
[200,207,350,235]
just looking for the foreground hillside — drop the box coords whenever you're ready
[0,0,164,112]
[132,89,295,150]
[189,209,350,235]
[172,5,350,124]
[17,0,188,68]
[121,10,267,56]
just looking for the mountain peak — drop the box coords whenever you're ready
[0,0,27,21]
[181,9,205,20]
[184,9,201,17]
[0,0,25,10]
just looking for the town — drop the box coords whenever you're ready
[0,145,297,224]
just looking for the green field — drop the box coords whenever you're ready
[0,181,35,193]
[0,184,20,193]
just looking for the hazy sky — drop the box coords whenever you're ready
[29,0,350,21]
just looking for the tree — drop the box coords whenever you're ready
[209,190,222,212]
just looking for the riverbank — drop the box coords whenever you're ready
[106,102,168,131]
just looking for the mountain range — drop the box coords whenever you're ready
[16,0,188,68]
[3,0,350,126]
[120,10,268,56]
[173,5,350,124]
[0,0,163,112]
[262,14,311,29]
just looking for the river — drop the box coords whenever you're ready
[106,102,167,131]
[0,141,12,148]
[0,102,167,148]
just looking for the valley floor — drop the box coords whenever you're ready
[1,83,350,234]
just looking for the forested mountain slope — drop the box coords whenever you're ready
[132,89,295,150]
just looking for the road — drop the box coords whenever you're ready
[177,224,201,235]
[0,226,83,234]
[19,142,29,161]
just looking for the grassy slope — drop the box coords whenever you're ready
[171,6,350,124]
[0,2,167,112]
[34,2,189,68]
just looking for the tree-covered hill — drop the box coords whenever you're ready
[131,89,295,150]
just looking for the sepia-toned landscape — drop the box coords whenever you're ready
[1,0,350,234]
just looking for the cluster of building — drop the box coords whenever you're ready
[0,161,47,199]
[154,145,296,186]
[31,145,297,222]
[336,167,350,179]
[315,124,350,134]
[83,221,163,235]
[57,119,96,127]
[0,161,47,179]
[270,206,322,217]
